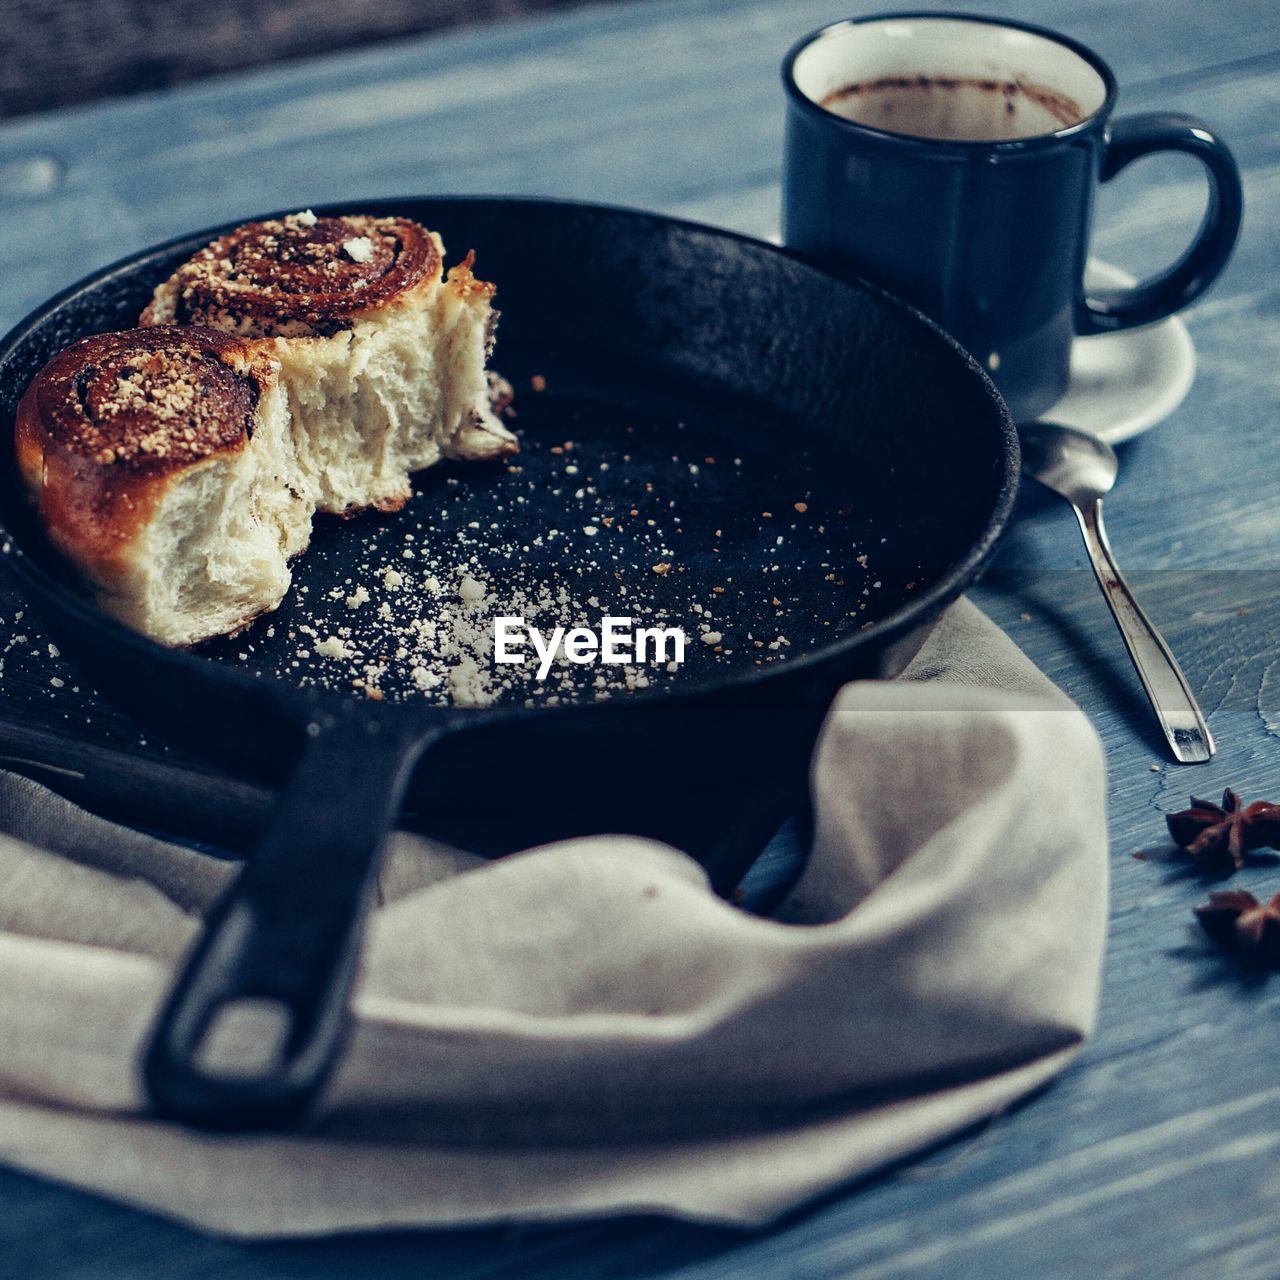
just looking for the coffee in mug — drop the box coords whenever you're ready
[782,14,1243,419]
[819,74,1082,141]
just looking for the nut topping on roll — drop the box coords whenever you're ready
[142,212,442,338]
[19,326,260,475]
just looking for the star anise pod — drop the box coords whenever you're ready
[1166,789,1280,870]
[1193,890,1280,967]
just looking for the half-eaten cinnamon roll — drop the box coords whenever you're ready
[16,326,307,645]
[142,211,515,515]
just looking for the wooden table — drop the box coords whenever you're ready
[1,0,1277,1274]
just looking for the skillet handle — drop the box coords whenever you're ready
[143,714,434,1130]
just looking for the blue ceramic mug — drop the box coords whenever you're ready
[782,13,1243,419]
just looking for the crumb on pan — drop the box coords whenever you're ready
[208,407,887,707]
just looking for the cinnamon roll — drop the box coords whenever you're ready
[16,327,308,646]
[142,211,515,514]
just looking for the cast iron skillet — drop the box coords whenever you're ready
[0,197,1017,1130]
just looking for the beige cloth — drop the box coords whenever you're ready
[0,599,1107,1238]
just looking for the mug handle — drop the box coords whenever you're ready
[1077,112,1243,335]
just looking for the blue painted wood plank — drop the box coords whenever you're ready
[0,0,1274,329]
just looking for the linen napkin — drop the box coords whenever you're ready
[0,598,1107,1237]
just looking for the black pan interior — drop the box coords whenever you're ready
[0,197,1014,716]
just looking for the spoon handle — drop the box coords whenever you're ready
[1073,498,1215,764]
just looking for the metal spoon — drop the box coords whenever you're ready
[1019,421,1215,764]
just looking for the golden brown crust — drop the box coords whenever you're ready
[16,326,269,581]
[141,212,441,337]
[445,250,496,303]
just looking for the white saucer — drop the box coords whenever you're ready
[1050,259,1196,445]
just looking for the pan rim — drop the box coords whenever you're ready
[0,194,1019,723]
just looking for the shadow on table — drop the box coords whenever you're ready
[972,563,1171,760]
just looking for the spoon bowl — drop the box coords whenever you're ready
[1019,420,1119,507]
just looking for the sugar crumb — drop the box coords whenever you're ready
[343,236,376,263]
[315,636,350,659]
